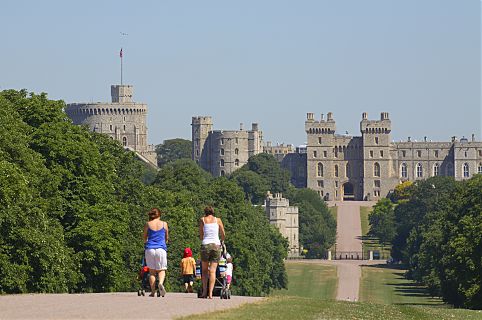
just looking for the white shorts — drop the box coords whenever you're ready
[145,248,167,270]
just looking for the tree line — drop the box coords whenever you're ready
[0,90,287,296]
[368,176,481,309]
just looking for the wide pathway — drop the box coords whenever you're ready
[325,201,378,302]
[0,292,262,320]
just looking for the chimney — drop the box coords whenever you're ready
[321,113,324,121]
[424,136,427,142]
[472,133,475,142]
[408,137,411,142]
[240,123,244,131]
[307,113,314,121]
[362,112,368,120]
[327,112,333,121]
[251,123,259,131]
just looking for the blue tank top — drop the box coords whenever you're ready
[145,224,167,251]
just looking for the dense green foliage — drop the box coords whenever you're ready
[155,138,191,167]
[0,90,287,296]
[368,198,396,245]
[389,176,481,309]
[231,153,336,258]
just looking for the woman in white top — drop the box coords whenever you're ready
[199,206,225,299]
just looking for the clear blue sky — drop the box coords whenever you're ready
[1,0,481,145]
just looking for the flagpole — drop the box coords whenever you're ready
[120,48,123,85]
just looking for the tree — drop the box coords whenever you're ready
[368,198,395,245]
[155,138,191,167]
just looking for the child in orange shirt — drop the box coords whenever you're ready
[180,247,196,293]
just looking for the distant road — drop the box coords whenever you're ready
[0,292,262,320]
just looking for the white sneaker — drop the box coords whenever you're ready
[159,283,166,297]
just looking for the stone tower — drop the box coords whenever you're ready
[265,192,300,257]
[191,117,263,176]
[360,112,397,200]
[65,85,157,166]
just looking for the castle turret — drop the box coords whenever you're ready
[191,116,213,168]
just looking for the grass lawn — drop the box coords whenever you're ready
[272,261,337,299]
[178,262,482,320]
[360,206,391,259]
[359,264,443,306]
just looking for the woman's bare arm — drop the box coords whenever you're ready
[218,218,225,242]
[164,221,169,243]
[199,218,204,241]
[143,223,148,243]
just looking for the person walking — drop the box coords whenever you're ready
[180,247,196,293]
[199,206,225,299]
[143,208,168,297]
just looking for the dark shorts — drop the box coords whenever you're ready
[201,243,221,262]
[183,274,194,284]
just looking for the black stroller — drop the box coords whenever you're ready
[137,257,160,297]
[197,243,231,299]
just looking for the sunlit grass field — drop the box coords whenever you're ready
[180,261,482,320]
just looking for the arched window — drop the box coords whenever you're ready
[220,159,225,167]
[334,165,339,177]
[346,163,350,177]
[317,163,323,177]
[122,137,127,147]
[220,148,224,156]
[463,163,470,178]
[220,170,225,177]
[235,159,240,166]
[478,163,482,174]
[374,162,380,177]
[416,163,423,178]
[234,148,239,155]
[433,163,439,176]
[401,163,407,178]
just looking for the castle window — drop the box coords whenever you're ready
[123,125,126,131]
[369,150,373,158]
[374,162,380,177]
[318,137,322,144]
[220,149,225,156]
[479,150,482,157]
[317,180,324,188]
[317,163,323,177]
[123,116,126,122]
[220,170,225,177]
[463,163,470,178]
[220,159,225,167]
[433,163,439,176]
[235,148,239,155]
[196,150,199,156]
[478,163,482,174]
[465,151,468,158]
[374,180,381,188]
[110,124,113,131]
[402,150,406,157]
[334,149,338,158]
[380,150,384,158]
[313,150,317,158]
[416,163,423,178]
[417,150,422,157]
[323,151,327,158]
[235,159,240,166]
[346,163,350,177]
[235,138,238,144]
[220,138,224,145]
[122,137,127,147]
[434,150,439,158]
[334,165,339,177]
[335,181,339,187]
[375,137,379,145]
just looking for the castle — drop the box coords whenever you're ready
[65,85,157,166]
[264,192,300,257]
[191,116,263,176]
[193,112,482,202]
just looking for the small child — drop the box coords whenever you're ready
[226,253,233,289]
[180,247,196,293]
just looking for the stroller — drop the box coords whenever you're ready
[137,256,160,297]
[197,243,231,299]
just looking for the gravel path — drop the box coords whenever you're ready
[0,292,262,320]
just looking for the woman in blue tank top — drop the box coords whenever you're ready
[143,208,169,297]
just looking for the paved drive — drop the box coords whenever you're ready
[0,292,262,320]
[326,201,378,301]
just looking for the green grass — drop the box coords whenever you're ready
[329,206,338,222]
[273,261,337,299]
[180,262,482,320]
[359,264,443,306]
[360,206,391,259]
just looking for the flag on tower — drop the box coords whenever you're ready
[120,48,123,58]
